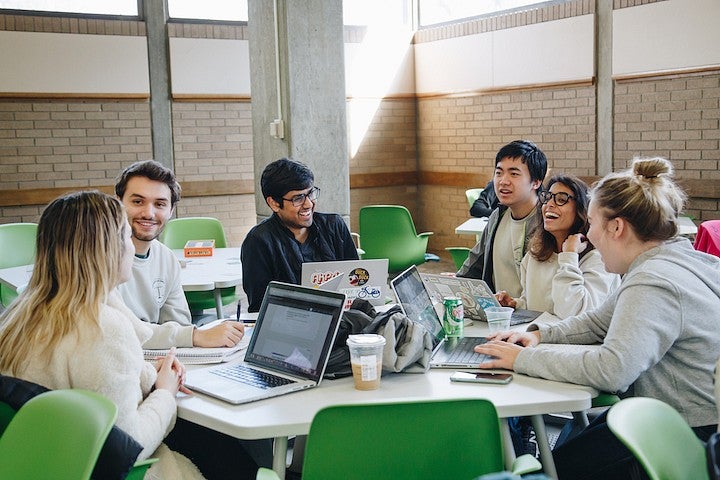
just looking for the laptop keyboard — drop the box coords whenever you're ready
[445,337,490,364]
[210,364,295,390]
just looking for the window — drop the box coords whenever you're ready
[343,0,412,28]
[418,0,554,27]
[0,0,137,16]
[167,0,247,22]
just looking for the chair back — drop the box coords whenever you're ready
[465,188,485,208]
[359,205,431,273]
[158,216,237,314]
[445,246,471,270]
[0,389,118,480]
[0,223,38,306]
[159,216,228,248]
[694,220,720,257]
[301,399,505,480]
[607,397,709,480]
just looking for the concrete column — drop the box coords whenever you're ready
[595,0,613,176]
[143,0,174,169]
[248,0,349,222]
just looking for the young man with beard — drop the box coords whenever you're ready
[457,140,548,297]
[241,157,359,312]
[115,160,244,349]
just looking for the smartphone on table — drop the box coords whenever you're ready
[450,371,513,384]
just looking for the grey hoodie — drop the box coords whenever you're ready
[514,237,720,427]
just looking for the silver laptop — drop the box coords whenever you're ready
[301,259,389,309]
[420,273,542,326]
[184,282,345,404]
[390,265,490,369]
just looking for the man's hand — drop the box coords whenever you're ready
[193,321,245,347]
[494,290,517,308]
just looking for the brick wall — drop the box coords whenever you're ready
[614,71,720,222]
[349,97,419,231]
[172,101,256,246]
[0,100,152,221]
[417,84,597,250]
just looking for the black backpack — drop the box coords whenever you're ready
[323,299,402,379]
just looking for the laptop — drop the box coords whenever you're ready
[390,265,490,369]
[420,273,542,326]
[184,281,345,404]
[301,259,389,309]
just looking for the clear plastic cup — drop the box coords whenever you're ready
[346,334,386,390]
[485,306,513,334]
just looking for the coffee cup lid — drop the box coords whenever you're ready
[346,334,386,347]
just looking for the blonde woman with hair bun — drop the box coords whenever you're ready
[473,157,720,479]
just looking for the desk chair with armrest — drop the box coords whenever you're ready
[0,379,156,480]
[257,399,541,480]
[0,389,118,480]
[466,187,485,209]
[358,205,439,273]
[0,223,38,307]
[607,397,709,480]
[159,217,240,319]
[445,246,471,270]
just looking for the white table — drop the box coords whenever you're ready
[0,247,243,319]
[677,216,698,237]
[0,264,31,293]
[178,321,596,479]
[456,216,697,239]
[173,247,243,318]
[455,217,488,240]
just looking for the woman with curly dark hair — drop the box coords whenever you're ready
[496,174,619,318]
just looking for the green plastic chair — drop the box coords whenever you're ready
[445,246,471,270]
[0,390,157,479]
[358,205,435,273]
[466,188,485,208]
[159,216,239,317]
[0,389,117,480]
[0,223,38,307]
[607,397,709,480]
[257,399,541,480]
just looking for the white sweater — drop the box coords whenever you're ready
[515,249,620,318]
[117,240,195,349]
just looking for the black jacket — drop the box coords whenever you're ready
[241,212,359,312]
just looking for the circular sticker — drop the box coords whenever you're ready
[347,267,370,286]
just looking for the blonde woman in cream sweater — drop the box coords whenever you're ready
[0,191,204,480]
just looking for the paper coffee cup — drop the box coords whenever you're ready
[346,334,386,390]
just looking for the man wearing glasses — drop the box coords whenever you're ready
[241,157,359,312]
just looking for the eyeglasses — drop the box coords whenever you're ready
[282,187,320,207]
[539,190,575,206]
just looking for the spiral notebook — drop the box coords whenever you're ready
[143,320,252,364]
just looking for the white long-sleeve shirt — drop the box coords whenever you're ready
[514,249,620,318]
[116,240,195,348]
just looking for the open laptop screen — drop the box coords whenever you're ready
[245,282,345,383]
[391,265,444,341]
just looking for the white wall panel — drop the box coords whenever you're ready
[169,38,250,95]
[614,0,720,75]
[414,15,593,94]
[0,31,148,93]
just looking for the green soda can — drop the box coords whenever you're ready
[442,296,464,338]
